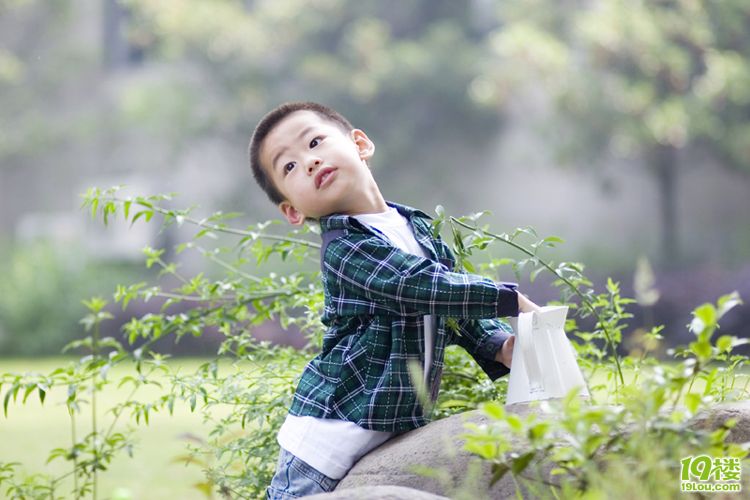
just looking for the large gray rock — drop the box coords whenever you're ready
[691,400,750,443]
[335,403,550,500]
[328,400,750,499]
[306,485,449,500]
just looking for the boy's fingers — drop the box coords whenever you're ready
[517,293,541,313]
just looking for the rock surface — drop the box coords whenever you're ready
[334,403,548,499]
[300,401,750,499]
[325,401,750,499]
[691,400,750,444]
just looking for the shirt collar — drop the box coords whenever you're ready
[319,201,432,234]
[387,201,432,221]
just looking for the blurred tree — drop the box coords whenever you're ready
[103,0,147,68]
[0,0,83,164]
[122,0,502,180]
[0,0,102,232]
[480,0,750,265]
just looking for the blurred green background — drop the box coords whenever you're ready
[1,0,749,357]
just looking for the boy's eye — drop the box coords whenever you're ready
[309,136,322,148]
[283,162,296,175]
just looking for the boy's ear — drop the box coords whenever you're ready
[351,129,374,161]
[279,201,306,226]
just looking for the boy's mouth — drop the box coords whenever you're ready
[315,167,337,189]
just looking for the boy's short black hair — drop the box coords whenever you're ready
[248,101,354,205]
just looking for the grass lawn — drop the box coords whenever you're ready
[0,357,239,500]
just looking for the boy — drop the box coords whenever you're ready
[248,102,539,499]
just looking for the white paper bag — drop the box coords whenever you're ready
[505,306,589,405]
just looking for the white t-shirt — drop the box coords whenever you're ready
[353,208,436,384]
[277,207,436,479]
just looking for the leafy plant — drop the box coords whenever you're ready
[2,187,321,499]
[1,187,747,500]
[432,208,748,497]
[456,257,748,497]
[435,208,628,392]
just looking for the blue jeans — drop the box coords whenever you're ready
[266,448,340,499]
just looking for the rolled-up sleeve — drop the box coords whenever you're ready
[451,318,515,381]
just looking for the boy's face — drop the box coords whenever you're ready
[260,110,377,224]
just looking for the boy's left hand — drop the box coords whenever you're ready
[518,293,541,313]
[497,335,515,369]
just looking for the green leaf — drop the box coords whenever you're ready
[462,258,476,273]
[584,434,607,455]
[46,448,68,464]
[491,258,515,268]
[193,482,214,496]
[483,401,505,420]
[3,389,12,417]
[685,392,701,414]
[118,376,136,389]
[703,368,718,396]
[465,441,497,459]
[67,384,77,402]
[690,340,712,360]
[511,451,536,474]
[438,399,469,410]
[717,291,742,319]
[22,384,36,404]
[528,422,550,441]
[506,414,523,433]
[466,210,491,222]
[530,266,545,283]
[716,335,733,353]
[131,210,153,226]
[690,304,716,335]
[490,463,510,486]
[541,236,564,247]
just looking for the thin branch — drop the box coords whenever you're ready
[110,196,321,249]
[450,217,625,386]
[194,246,264,283]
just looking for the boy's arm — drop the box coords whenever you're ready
[324,235,519,319]
[451,294,540,380]
[451,318,513,381]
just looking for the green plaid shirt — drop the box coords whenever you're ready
[289,202,519,432]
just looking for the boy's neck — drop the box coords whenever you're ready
[340,185,389,216]
[348,191,388,215]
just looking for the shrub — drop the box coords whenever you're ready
[0,187,746,499]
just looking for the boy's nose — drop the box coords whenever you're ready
[306,158,322,174]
